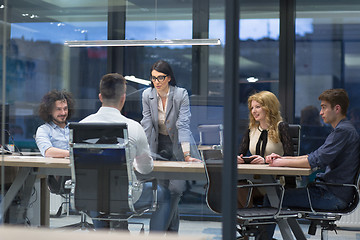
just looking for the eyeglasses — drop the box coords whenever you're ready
[151,75,168,82]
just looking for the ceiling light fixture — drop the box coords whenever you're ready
[247,77,259,83]
[64,39,221,47]
[124,76,151,86]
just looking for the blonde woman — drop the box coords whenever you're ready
[236,91,294,208]
[237,91,293,163]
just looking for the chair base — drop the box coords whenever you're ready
[307,217,338,240]
[60,212,95,230]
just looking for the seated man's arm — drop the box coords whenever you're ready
[35,124,69,158]
[266,154,311,168]
[133,125,154,175]
[44,147,69,158]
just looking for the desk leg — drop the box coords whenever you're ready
[288,218,307,240]
[40,178,50,227]
[261,175,305,240]
[260,175,279,206]
[277,219,294,240]
[3,168,31,213]
[14,172,37,224]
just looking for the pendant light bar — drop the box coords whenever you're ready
[64,39,221,47]
[124,76,151,86]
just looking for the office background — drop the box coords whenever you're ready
[1,0,360,237]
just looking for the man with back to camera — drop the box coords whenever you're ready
[80,73,170,232]
[265,88,360,239]
[35,89,74,158]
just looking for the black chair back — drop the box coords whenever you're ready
[198,124,223,146]
[288,124,301,156]
[69,122,130,214]
[203,158,223,214]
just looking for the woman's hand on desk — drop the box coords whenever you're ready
[248,155,265,164]
[184,156,202,162]
[237,154,265,164]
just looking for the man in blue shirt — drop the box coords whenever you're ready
[265,88,360,238]
[35,90,75,158]
[35,90,75,196]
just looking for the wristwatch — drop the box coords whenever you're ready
[184,152,191,158]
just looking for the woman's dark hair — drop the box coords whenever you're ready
[38,90,75,122]
[150,60,177,88]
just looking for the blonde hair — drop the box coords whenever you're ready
[248,91,283,143]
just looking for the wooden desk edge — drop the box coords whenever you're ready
[1,156,312,176]
[0,226,207,240]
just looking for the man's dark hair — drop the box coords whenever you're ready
[38,90,74,122]
[100,73,126,104]
[150,60,177,88]
[318,88,349,116]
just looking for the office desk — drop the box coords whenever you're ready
[2,155,311,239]
[1,155,311,178]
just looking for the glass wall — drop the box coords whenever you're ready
[238,0,280,140]
[0,0,229,230]
[295,1,360,157]
[1,0,360,238]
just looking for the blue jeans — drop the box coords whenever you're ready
[91,182,172,231]
[264,186,347,239]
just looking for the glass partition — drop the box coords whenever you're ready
[2,0,360,238]
[294,1,360,192]
[0,0,278,235]
[295,1,360,157]
[0,0,228,233]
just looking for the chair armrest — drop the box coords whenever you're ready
[137,177,157,189]
[238,182,283,189]
[136,177,158,211]
[307,180,357,188]
[305,181,358,214]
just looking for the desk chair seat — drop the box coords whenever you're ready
[69,122,157,231]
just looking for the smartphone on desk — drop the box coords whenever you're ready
[242,156,253,164]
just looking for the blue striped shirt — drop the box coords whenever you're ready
[35,121,69,156]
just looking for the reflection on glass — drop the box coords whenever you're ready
[295,0,360,153]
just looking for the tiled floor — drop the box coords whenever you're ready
[49,214,360,239]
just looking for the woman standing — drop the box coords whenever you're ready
[141,60,200,232]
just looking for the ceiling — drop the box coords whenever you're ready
[2,0,359,24]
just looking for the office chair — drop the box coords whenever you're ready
[47,175,71,217]
[69,122,157,231]
[288,124,301,156]
[293,167,360,240]
[197,124,223,161]
[283,124,301,188]
[204,159,299,239]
